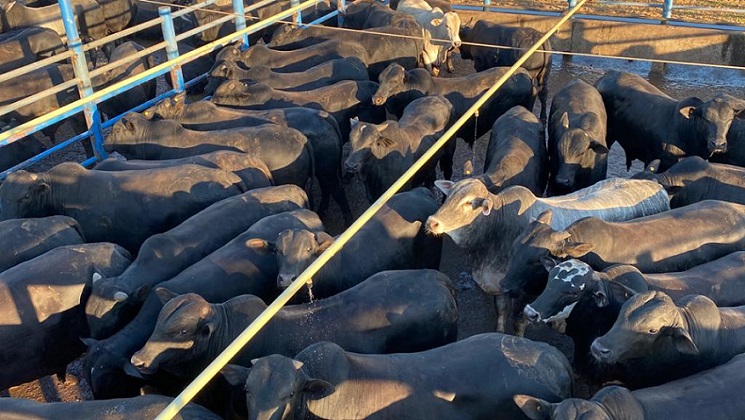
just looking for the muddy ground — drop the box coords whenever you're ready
[4,25,745,407]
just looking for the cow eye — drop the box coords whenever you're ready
[180,329,188,335]
[648,328,658,334]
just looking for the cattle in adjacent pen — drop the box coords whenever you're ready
[596,70,745,171]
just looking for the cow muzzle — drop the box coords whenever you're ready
[708,141,727,155]
[372,95,387,106]
[426,216,443,235]
[523,305,542,323]
[277,273,296,289]
[344,162,361,174]
[130,352,155,376]
[590,339,614,362]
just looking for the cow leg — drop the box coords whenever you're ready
[494,295,510,333]
[318,173,354,227]
[68,116,96,158]
[446,50,455,73]
[538,82,549,123]
[439,142,455,180]
[512,294,531,337]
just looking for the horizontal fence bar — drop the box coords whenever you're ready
[0,51,74,86]
[154,0,590,418]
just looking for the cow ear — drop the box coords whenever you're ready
[645,159,661,173]
[513,394,553,420]
[668,327,699,355]
[474,197,493,216]
[430,18,443,26]
[559,112,570,129]
[463,160,474,176]
[564,242,593,258]
[245,238,276,254]
[154,287,179,305]
[592,290,609,307]
[315,232,335,254]
[589,140,609,155]
[540,255,559,272]
[434,180,454,195]
[134,284,151,301]
[80,337,99,348]
[349,117,359,128]
[536,209,553,225]
[221,364,250,387]
[303,378,335,400]
[124,119,135,131]
[679,106,696,119]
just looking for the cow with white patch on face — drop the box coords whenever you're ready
[592,291,745,387]
[427,178,669,334]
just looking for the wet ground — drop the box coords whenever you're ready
[5,35,745,404]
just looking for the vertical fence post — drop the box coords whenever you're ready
[232,0,250,48]
[159,7,185,93]
[58,0,106,159]
[662,0,673,19]
[291,0,302,26]
[483,0,490,12]
[337,0,345,27]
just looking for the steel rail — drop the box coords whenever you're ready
[153,0,590,418]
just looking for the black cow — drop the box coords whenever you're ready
[371,63,534,146]
[213,40,367,76]
[1,0,108,42]
[525,253,745,379]
[0,216,84,273]
[268,16,438,78]
[547,78,608,195]
[268,188,442,299]
[85,185,307,339]
[211,80,386,142]
[131,269,458,378]
[596,70,745,171]
[224,333,572,420]
[0,27,63,73]
[0,243,131,390]
[98,41,156,119]
[345,95,455,200]
[97,0,135,34]
[710,119,745,166]
[503,200,745,306]
[94,150,273,189]
[104,113,314,189]
[82,209,324,398]
[340,0,419,29]
[205,56,368,94]
[0,395,219,419]
[0,162,246,252]
[459,18,553,121]
[142,93,352,225]
[633,156,745,207]
[437,105,547,197]
[592,291,745,386]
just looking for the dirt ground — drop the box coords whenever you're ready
[4,10,745,408]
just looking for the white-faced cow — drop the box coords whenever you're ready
[397,0,461,74]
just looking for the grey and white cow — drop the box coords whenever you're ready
[428,178,669,334]
[396,0,461,74]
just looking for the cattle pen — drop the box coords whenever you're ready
[1,0,745,416]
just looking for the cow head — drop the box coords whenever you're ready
[514,392,624,420]
[0,170,52,220]
[106,113,149,153]
[678,93,745,155]
[427,178,495,247]
[501,210,593,297]
[268,24,300,47]
[212,80,268,107]
[86,273,147,339]
[130,290,224,377]
[437,11,462,49]
[345,119,397,175]
[373,63,408,106]
[524,259,598,324]
[632,157,712,206]
[222,356,334,420]
[553,112,609,192]
[458,17,475,60]
[591,291,697,365]
[273,229,334,289]
[82,338,144,398]
[215,44,244,62]
[142,92,186,120]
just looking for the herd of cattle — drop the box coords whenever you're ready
[2,0,745,418]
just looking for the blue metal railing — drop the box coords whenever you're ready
[0,0,328,179]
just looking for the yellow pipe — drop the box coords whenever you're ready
[154,0,588,418]
[0,0,321,145]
